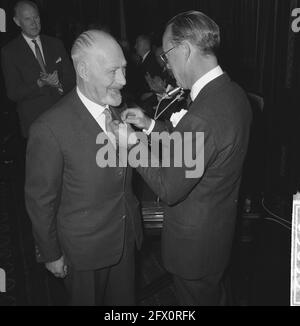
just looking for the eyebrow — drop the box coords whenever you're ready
[108,63,127,70]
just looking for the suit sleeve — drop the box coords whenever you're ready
[1,47,43,102]
[56,40,75,93]
[25,121,63,263]
[137,113,218,206]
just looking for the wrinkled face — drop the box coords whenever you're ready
[14,4,41,38]
[87,43,127,107]
[162,26,187,89]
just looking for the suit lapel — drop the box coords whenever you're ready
[18,35,41,72]
[71,91,128,171]
[71,90,105,136]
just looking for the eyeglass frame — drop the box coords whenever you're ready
[160,45,178,65]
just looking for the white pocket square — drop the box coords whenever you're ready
[170,109,188,128]
[55,57,62,64]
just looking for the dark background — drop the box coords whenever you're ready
[0,0,299,306]
[1,0,300,196]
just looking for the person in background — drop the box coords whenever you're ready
[1,1,75,138]
[134,34,165,117]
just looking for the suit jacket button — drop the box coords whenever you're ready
[122,215,126,220]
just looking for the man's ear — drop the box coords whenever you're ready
[182,41,192,62]
[77,61,89,82]
[13,16,20,28]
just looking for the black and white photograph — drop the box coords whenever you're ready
[0,0,299,308]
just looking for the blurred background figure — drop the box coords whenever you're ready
[1,1,75,139]
[133,34,164,117]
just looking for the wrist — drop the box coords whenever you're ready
[37,78,44,88]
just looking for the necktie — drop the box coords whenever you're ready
[102,106,120,151]
[32,39,47,74]
[102,106,112,134]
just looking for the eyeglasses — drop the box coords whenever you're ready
[160,46,177,65]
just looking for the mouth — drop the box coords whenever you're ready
[110,88,122,94]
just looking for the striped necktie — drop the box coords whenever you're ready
[32,39,46,74]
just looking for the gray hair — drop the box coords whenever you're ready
[166,10,220,56]
[71,29,112,67]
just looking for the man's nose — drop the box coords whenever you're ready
[116,69,126,86]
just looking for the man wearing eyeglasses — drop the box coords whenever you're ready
[109,10,252,305]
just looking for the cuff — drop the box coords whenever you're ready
[143,119,155,135]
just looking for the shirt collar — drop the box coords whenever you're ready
[76,87,107,120]
[142,50,150,63]
[22,33,41,47]
[190,65,223,102]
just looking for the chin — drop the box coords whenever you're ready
[106,90,123,107]
[108,95,122,107]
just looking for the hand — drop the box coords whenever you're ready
[45,256,68,278]
[140,92,154,102]
[121,108,152,130]
[40,70,60,88]
[105,112,138,148]
[145,73,166,94]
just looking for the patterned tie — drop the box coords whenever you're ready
[102,106,112,133]
[32,39,47,74]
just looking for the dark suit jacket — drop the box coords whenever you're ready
[25,90,143,271]
[1,34,75,137]
[137,73,252,279]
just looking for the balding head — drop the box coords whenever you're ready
[71,30,119,69]
[71,30,127,107]
[14,1,39,18]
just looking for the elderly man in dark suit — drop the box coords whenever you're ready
[1,1,75,138]
[111,11,252,305]
[25,30,143,306]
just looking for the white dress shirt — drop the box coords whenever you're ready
[22,33,46,63]
[190,65,223,101]
[76,87,108,134]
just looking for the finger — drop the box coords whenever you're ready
[48,75,57,83]
[121,109,135,120]
[124,117,140,125]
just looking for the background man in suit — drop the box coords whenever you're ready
[112,11,252,305]
[1,1,75,138]
[134,34,165,115]
[25,30,143,306]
